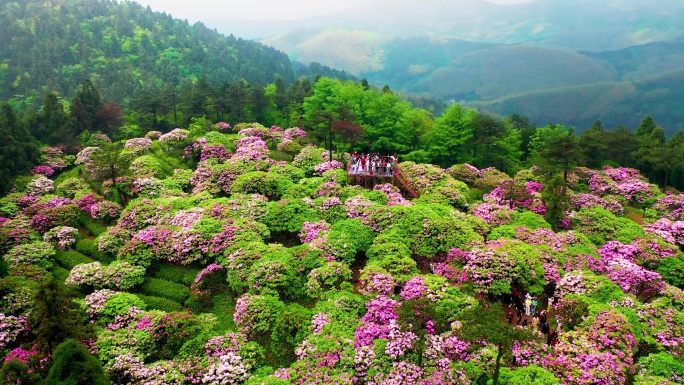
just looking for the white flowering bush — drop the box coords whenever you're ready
[25,177,54,196]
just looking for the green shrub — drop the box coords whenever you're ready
[637,352,684,382]
[510,211,552,230]
[263,200,318,234]
[140,278,190,303]
[657,257,684,289]
[570,207,643,245]
[100,292,147,324]
[54,250,94,270]
[45,339,110,385]
[231,171,293,201]
[77,212,107,236]
[75,239,114,264]
[137,294,183,312]
[150,263,201,286]
[52,266,70,283]
[269,164,305,183]
[331,219,375,253]
[488,225,518,240]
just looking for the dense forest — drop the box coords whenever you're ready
[2,74,684,196]
[0,0,295,104]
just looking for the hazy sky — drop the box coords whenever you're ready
[136,0,531,22]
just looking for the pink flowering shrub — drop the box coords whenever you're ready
[299,220,330,243]
[359,267,396,296]
[644,218,684,246]
[202,352,251,384]
[399,276,428,300]
[313,160,343,175]
[588,166,657,203]
[39,146,71,170]
[605,258,666,300]
[43,225,78,250]
[235,136,269,161]
[124,138,153,154]
[145,130,162,139]
[159,128,189,143]
[0,313,29,348]
[30,165,55,177]
[283,127,307,140]
[215,122,231,130]
[470,202,514,226]
[448,163,481,185]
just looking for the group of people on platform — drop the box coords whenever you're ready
[505,291,559,346]
[349,152,397,176]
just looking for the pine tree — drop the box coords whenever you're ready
[44,339,111,385]
[71,79,104,133]
[29,281,94,356]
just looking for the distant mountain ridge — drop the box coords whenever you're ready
[212,0,684,134]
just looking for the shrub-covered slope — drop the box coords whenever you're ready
[1,122,684,384]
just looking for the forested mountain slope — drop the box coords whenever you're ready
[0,0,294,104]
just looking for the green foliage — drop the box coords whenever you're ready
[270,303,312,364]
[637,352,684,382]
[488,225,518,240]
[459,302,538,385]
[149,263,200,286]
[45,339,111,385]
[263,199,318,234]
[509,211,552,230]
[248,255,300,299]
[269,163,306,183]
[29,281,94,355]
[0,359,43,385]
[366,241,418,284]
[140,278,190,304]
[75,238,114,264]
[231,171,294,200]
[52,266,71,283]
[657,257,684,289]
[100,292,147,324]
[331,219,375,252]
[54,250,94,270]
[77,211,108,236]
[570,207,644,244]
[495,365,560,385]
[136,294,183,312]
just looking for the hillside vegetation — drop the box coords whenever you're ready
[472,70,684,135]
[0,0,294,103]
[1,118,684,384]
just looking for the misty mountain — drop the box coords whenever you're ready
[209,0,684,51]
[210,0,684,134]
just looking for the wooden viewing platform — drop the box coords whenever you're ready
[347,163,421,199]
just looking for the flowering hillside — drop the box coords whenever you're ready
[1,121,683,384]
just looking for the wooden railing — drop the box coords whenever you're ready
[391,165,420,199]
[346,161,420,199]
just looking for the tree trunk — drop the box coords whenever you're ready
[493,346,504,385]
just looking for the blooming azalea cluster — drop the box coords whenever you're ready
[159,128,189,143]
[4,122,684,385]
